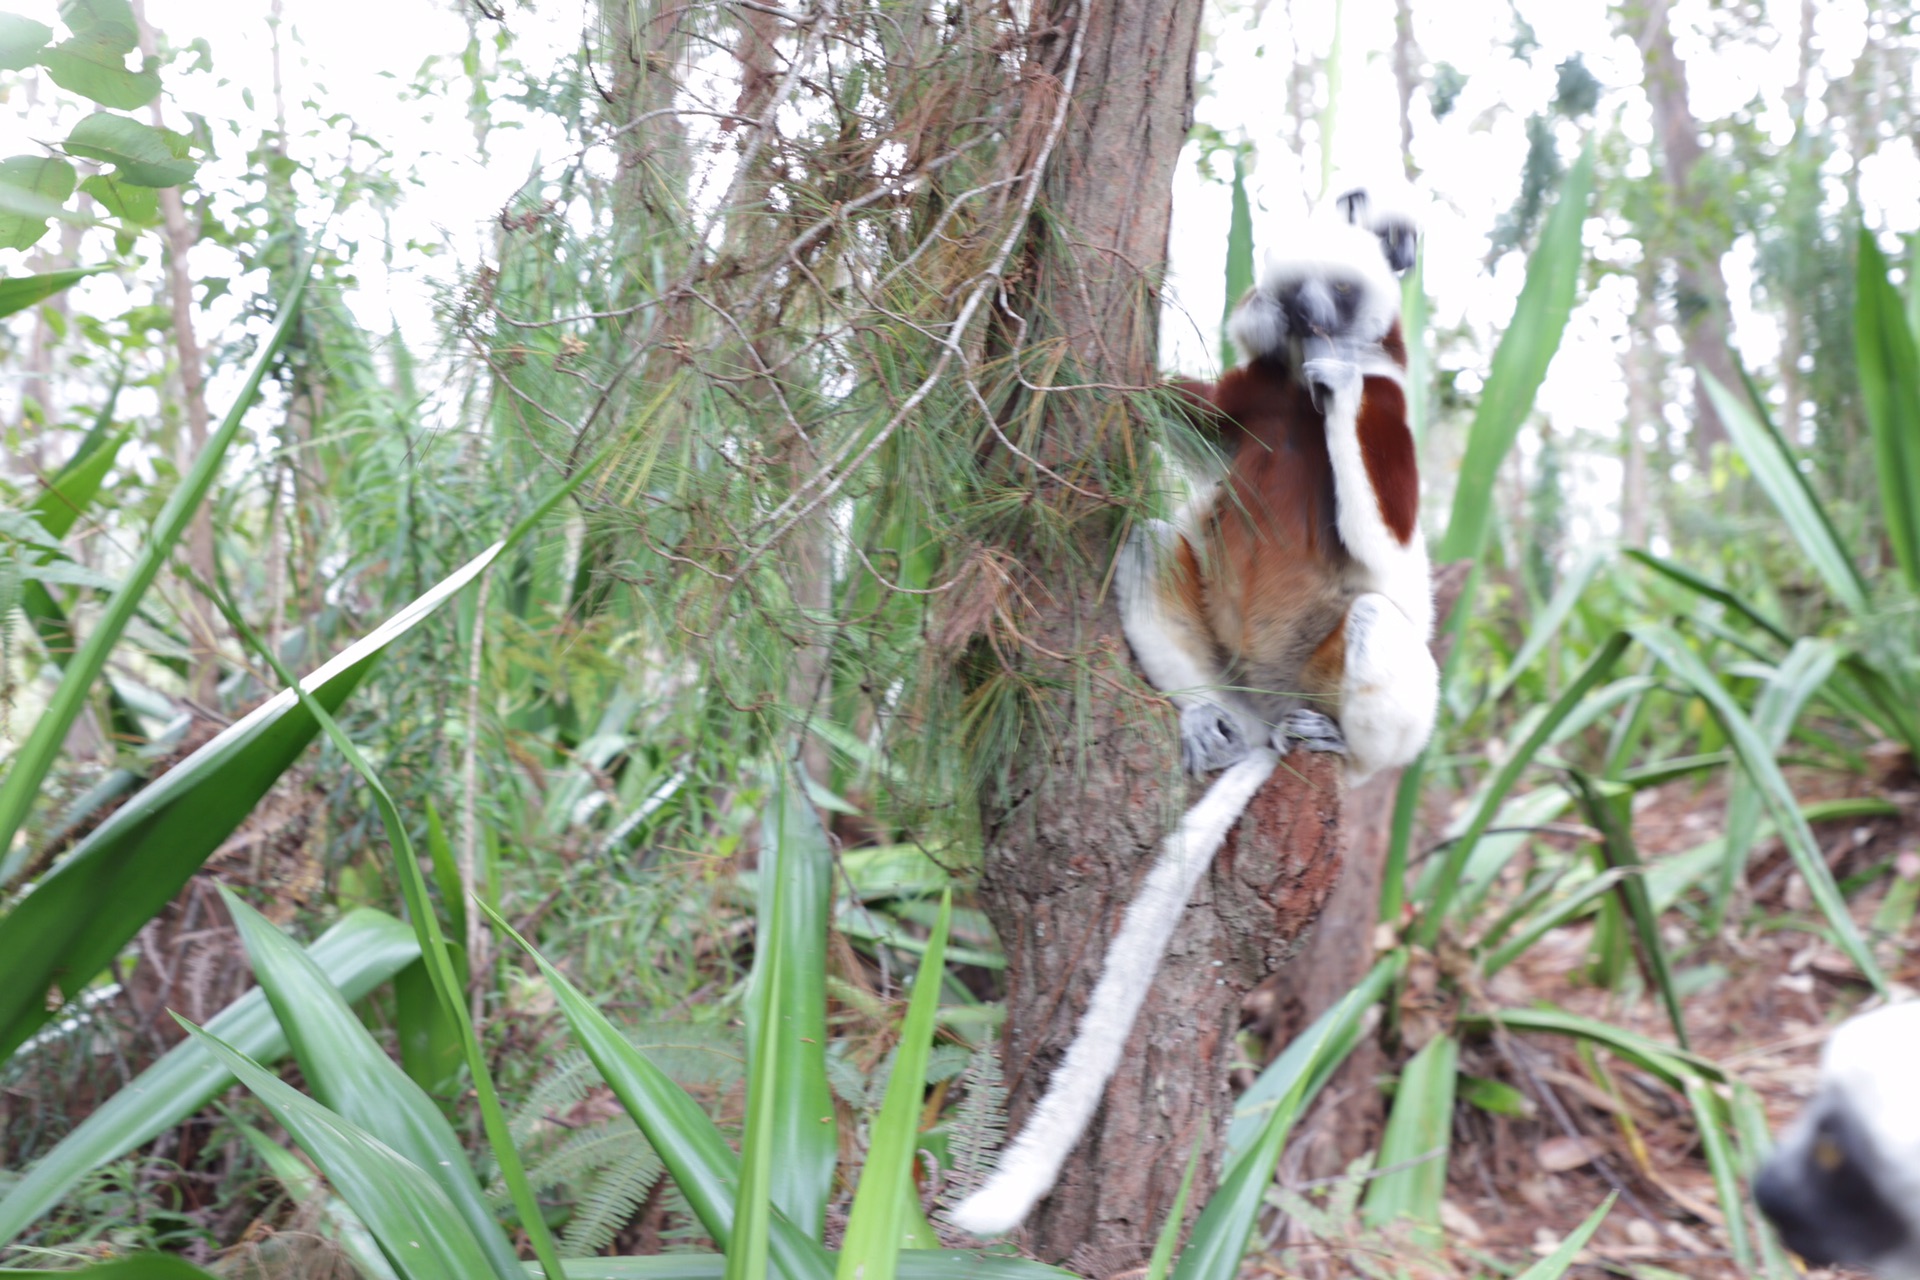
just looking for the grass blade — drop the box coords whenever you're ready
[1488,549,1607,705]
[1511,1193,1614,1280]
[0,265,110,318]
[1359,1033,1458,1240]
[532,1257,1077,1279]
[749,769,837,1238]
[1633,624,1884,991]
[1682,1077,1752,1272]
[179,1021,501,1280]
[1218,148,1254,365]
[0,909,418,1246]
[221,889,523,1279]
[838,890,951,1278]
[1436,144,1593,564]
[1144,1124,1205,1280]
[1711,639,1842,930]
[1415,632,1630,946]
[1460,1007,1718,1087]
[1172,978,1370,1279]
[207,559,567,1280]
[0,1258,220,1278]
[1700,369,1871,614]
[0,542,495,1063]
[1226,952,1405,1161]
[482,904,835,1280]
[1855,227,1920,591]
[0,250,313,861]
[1625,550,1792,646]
[1565,770,1687,1049]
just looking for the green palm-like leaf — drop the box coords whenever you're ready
[838,890,951,1279]
[0,909,417,1246]
[222,889,523,1279]
[1855,227,1920,591]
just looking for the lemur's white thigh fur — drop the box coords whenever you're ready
[946,745,1280,1236]
[1338,593,1438,781]
[1117,518,1269,773]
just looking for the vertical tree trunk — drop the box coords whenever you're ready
[1634,0,1742,464]
[971,1,1347,1264]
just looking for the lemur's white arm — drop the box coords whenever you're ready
[1303,353,1434,641]
[946,745,1280,1236]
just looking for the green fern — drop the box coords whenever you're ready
[945,1044,1007,1198]
[560,1138,665,1255]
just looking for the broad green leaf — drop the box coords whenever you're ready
[0,910,418,1247]
[0,154,78,250]
[1218,148,1254,365]
[1701,369,1870,614]
[837,891,951,1280]
[1415,632,1630,945]
[747,769,837,1239]
[396,953,465,1102]
[1711,639,1841,930]
[221,889,523,1280]
[63,113,195,187]
[0,265,107,319]
[80,171,158,223]
[1360,1033,1457,1238]
[0,13,53,70]
[1511,1194,1614,1280]
[238,1119,400,1280]
[484,904,835,1280]
[181,1022,503,1280]
[1683,1078,1751,1272]
[211,585,565,1280]
[1437,144,1593,563]
[0,546,490,1064]
[39,0,157,110]
[0,259,316,1057]
[1226,951,1405,1161]
[1402,244,1430,445]
[1566,771,1686,1048]
[1634,624,1884,992]
[1854,227,1920,592]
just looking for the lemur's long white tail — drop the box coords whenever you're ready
[948,748,1280,1236]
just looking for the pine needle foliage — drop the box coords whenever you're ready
[465,0,1183,846]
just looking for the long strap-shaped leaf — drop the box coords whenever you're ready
[482,903,835,1280]
[0,909,418,1246]
[0,251,313,860]
[0,544,494,1064]
[746,770,837,1239]
[1699,369,1871,615]
[221,889,525,1279]
[1633,624,1885,992]
[181,1023,502,1280]
[1855,227,1920,593]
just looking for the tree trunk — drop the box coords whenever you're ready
[971,1,1348,1265]
[1634,0,1742,465]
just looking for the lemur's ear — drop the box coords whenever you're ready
[1332,182,1420,276]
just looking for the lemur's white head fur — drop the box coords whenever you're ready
[1227,212,1404,364]
[1757,1001,1920,1278]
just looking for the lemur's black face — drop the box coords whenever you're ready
[1278,273,1368,341]
[1756,1104,1913,1271]
[1335,188,1418,274]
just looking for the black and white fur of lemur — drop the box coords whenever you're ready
[950,185,1438,1235]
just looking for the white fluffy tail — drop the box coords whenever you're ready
[948,748,1280,1236]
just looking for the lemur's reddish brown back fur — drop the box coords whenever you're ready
[1164,319,1416,709]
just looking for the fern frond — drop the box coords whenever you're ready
[561,1146,665,1255]
[945,1043,1007,1197]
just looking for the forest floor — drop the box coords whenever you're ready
[1250,757,1920,1280]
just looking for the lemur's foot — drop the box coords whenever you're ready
[1274,708,1347,756]
[1301,355,1361,414]
[1180,699,1256,774]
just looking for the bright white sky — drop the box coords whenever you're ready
[4,0,1916,548]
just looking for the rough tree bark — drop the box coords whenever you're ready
[971,1,1347,1265]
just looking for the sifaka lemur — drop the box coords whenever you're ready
[951,186,1437,1236]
